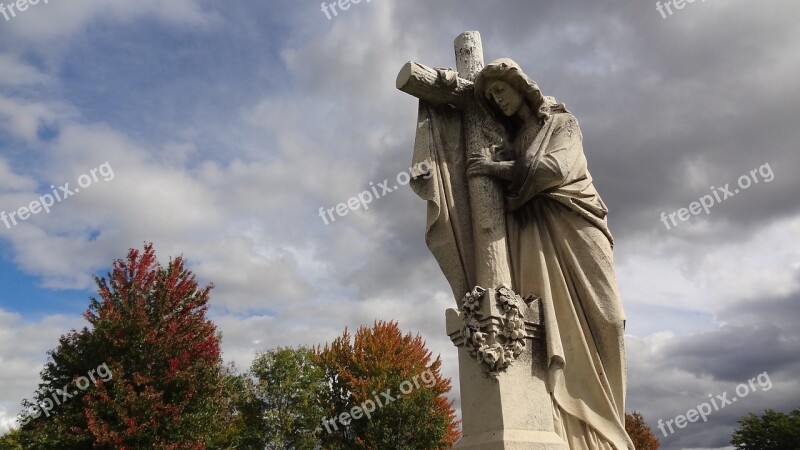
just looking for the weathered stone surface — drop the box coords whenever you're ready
[400,31,633,450]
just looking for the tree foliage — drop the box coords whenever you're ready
[314,320,459,450]
[625,411,659,450]
[248,347,326,449]
[0,427,25,449]
[14,244,229,449]
[731,408,800,450]
[206,366,267,450]
[4,246,462,449]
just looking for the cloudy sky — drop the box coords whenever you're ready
[0,0,798,448]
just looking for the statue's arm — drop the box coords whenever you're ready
[492,161,515,181]
[467,145,515,181]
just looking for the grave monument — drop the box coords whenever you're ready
[397,31,634,450]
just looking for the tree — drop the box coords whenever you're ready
[731,408,800,450]
[314,321,459,450]
[625,411,659,450]
[0,427,25,449]
[206,365,267,450]
[248,347,327,449]
[15,244,229,449]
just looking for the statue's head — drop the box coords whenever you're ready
[484,79,525,117]
[474,58,557,124]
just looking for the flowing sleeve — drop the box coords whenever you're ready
[507,112,614,244]
[506,113,584,211]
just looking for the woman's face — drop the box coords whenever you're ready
[486,79,524,117]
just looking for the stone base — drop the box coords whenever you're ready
[454,429,566,450]
[446,288,568,450]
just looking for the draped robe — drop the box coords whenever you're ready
[410,102,634,450]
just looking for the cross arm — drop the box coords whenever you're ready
[396,61,474,108]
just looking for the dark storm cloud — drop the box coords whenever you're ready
[626,287,800,449]
[663,290,800,382]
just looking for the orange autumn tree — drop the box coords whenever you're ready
[626,411,660,450]
[314,321,459,450]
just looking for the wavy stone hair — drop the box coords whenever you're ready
[474,58,555,140]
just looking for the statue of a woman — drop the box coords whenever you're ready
[467,58,634,450]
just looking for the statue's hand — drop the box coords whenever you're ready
[468,147,515,181]
[467,149,496,177]
[493,144,515,162]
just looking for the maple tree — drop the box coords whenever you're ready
[14,244,229,449]
[625,411,660,450]
[314,320,460,450]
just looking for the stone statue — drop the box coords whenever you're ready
[397,32,633,449]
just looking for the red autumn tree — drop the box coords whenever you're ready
[626,411,660,450]
[16,244,228,449]
[314,321,459,450]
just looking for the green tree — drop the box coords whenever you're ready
[249,347,326,450]
[0,427,25,449]
[314,321,459,450]
[14,244,230,449]
[206,365,267,450]
[732,408,800,450]
[625,411,659,450]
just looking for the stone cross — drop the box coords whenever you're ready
[396,31,512,289]
[396,32,567,449]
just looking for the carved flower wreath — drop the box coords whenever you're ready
[460,285,528,378]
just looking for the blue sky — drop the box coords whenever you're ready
[0,254,93,317]
[1,1,799,449]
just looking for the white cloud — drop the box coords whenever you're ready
[1,0,216,43]
[617,214,800,321]
[0,310,85,433]
[0,54,52,87]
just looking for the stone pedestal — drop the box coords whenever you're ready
[446,288,567,449]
